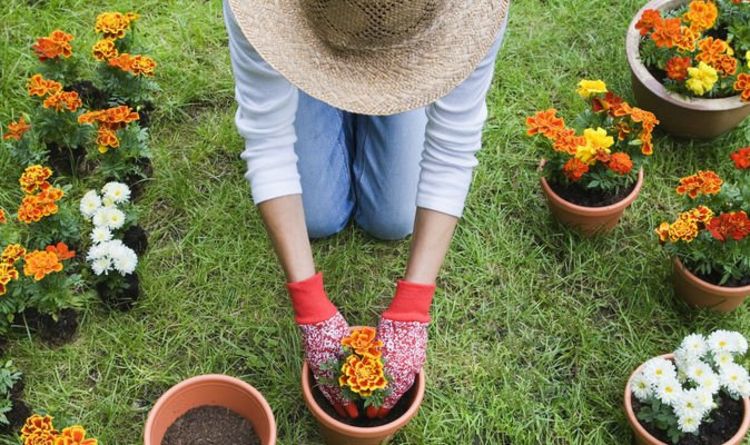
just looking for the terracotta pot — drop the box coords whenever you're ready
[624,354,750,445]
[301,327,426,445]
[672,257,750,312]
[144,374,276,445]
[626,0,750,139]
[540,168,644,236]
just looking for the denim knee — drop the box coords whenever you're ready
[305,208,350,239]
[357,207,415,241]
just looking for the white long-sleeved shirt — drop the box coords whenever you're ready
[225,3,504,217]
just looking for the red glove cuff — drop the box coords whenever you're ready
[287,272,337,324]
[382,280,436,323]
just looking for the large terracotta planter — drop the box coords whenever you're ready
[144,374,277,445]
[673,257,750,312]
[626,0,750,139]
[301,337,426,445]
[540,168,644,235]
[625,354,750,445]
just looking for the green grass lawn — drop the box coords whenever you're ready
[2,0,750,443]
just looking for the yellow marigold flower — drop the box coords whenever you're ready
[575,127,614,165]
[27,74,62,98]
[25,431,57,445]
[576,79,608,99]
[19,165,53,194]
[746,51,750,68]
[92,39,118,61]
[684,0,718,32]
[54,425,98,445]
[668,217,699,242]
[21,414,56,441]
[341,327,383,359]
[690,205,714,224]
[686,62,718,96]
[2,244,27,265]
[655,222,671,243]
[0,263,19,296]
[95,12,136,39]
[338,354,388,397]
[23,250,63,281]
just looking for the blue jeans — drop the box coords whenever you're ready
[294,97,427,241]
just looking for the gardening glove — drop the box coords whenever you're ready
[288,272,359,419]
[371,280,435,419]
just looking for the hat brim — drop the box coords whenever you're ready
[228,0,510,115]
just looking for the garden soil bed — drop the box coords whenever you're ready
[123,225,149,256]
[67,80,108,109]
[0,378,31,435]
[312,380,416,428]
[632,392,744,444]
[162,405,260,445]
[47,142,87,177]
[22,308,79,345]
[549,180,637,208]
[96,274,141,311]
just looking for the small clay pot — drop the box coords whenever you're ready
[626,0,750,139]
[624,354,750,445]
[672,257,750,312]
[540,169,644,236]
[144,374,276,445]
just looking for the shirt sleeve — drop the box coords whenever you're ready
[417,20,507,218]
[223,0,301,204]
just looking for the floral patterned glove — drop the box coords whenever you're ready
[372,280,435,418]
[288,273,359,418]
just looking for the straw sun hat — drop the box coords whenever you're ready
[227,0,510,115]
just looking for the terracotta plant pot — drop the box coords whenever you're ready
[144,374,276,445]
[626,0,750,139]
[540,168,644,235]
[672,257,750,312]
[624,354,750,445]
[301,327,426,445]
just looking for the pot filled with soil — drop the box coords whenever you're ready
[144,374,276,445]
[541,168,645,235]
[626,0,750,139]
[672,257,750,312]
[625,353,750,445]
[301,360,426,445]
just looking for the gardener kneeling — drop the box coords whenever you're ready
[223,0,510,419]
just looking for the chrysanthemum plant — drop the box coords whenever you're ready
[0,360,22,428]
[631,331,750,443]
[526,80,659,194]
[21,414,98,445]
[321,327,392,412]
[656,147,750,285]
[636,0,750,101]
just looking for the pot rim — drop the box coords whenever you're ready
[625,0,748,112]
[673,257,750,295]
[540,167,644,216]
[624,353,750,445]
[144,374,277,445]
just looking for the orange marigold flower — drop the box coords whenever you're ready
[552,128,585,155]
[696,37,730,66]
[735,73,750,102]
[563,158,590,182]
[690,205,714,225]
[107,53,133,72]
[23,250,63,281]
[53,425,98,445]
[0,209,5,224]
[25,431,57,445]
[707,211,750,242]
[17,187,64,224]
[2,244,27,265]
[655,222,671,243]
[0,262,19,286]
[46,242,75,261]
[103,105,140,126]
[592,92,626,116]
[526,108,565,139]
[608,152,633,175]
[676,170,723,198]
[675,26,699,52]
[92,39,118,61]
[27,74,62,97]
[341,327,383,359]
[3,115,31,141]
[651,17,682,48]
[338,354,388,397]
[684,0,718,32]
[95,12,138,39]
[77,110,105,125]
[666,56,692,81]
[669,217,699,242]
[21,414,56,440]
[130,55,157,76]
[43,91,82,112]
[96,127,120,154]
[714,54,738,76]
[636,9,663,36]
[19,165,53,194]
[32,29,74,62]
[730,147,750,169]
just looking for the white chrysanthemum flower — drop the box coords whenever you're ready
[656,377,683,406]
[680,334,707,360]
[102,196,115,207]
[105,207,126,230]
[691,387,715,413]
[674,347,698,372]
[110,244,137,275]
[90,227,113,244]
[677,413,700,434]
[714,351,735,369]
[720,363,750,398]
[674,390,705,420]
[92,207,109,228]
[642,357,678,386]
[699,371,721,395]
[86,243,108,261]
[631,371,653,401]
[91,256,112,276]
[687,362,716,386]
[708,330,734,355]
[728,331,748,355]
[79,190,102,219]
[102,182,131,204]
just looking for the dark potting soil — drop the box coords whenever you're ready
[632,392,744,445]
[549,180,637,207]
[311,375,416,428]
[23,308,79,345]
[135,101,155,128]
[0,399,31,434]
[123,225,149,256]
[96,274,140,312]
[695,270,750,288]
[67,80,107,109]
[161,405,260,445]
[46,142,86,177]
[9,377,25,401]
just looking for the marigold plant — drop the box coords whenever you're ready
[21,415,97,445]
[637,0,750,100]
[656,148,750,284]
[526,79,659,193]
